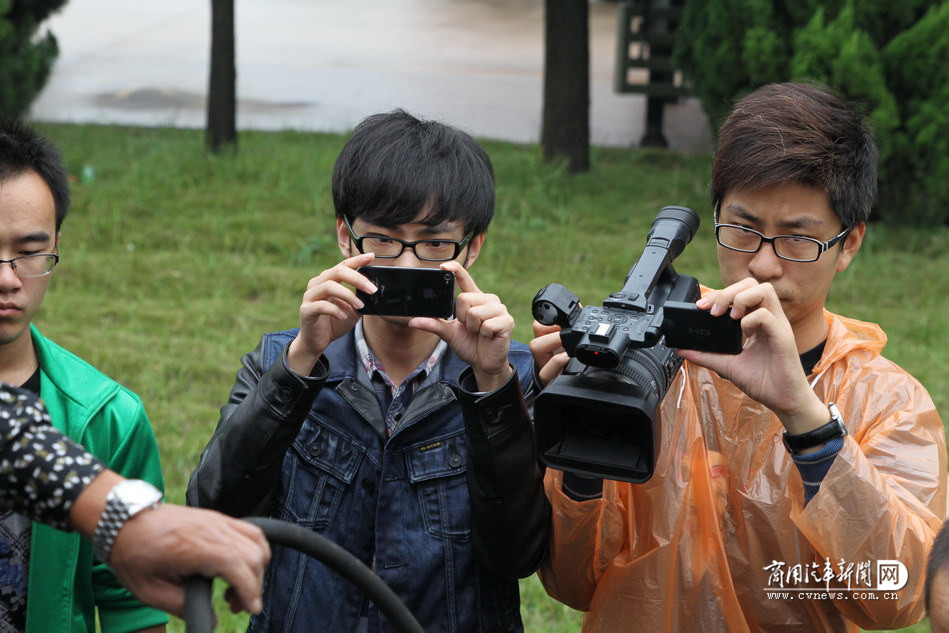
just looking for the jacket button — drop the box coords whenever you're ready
[362,478,376,494]
[449,453,463,468]
[483,407,501,425]
[308,443,323,458]
[276,385,293,403]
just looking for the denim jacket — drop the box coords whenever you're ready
[188,328,534,633]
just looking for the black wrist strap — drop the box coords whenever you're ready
[782,403,847,453]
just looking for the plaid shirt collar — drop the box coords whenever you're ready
[353,320,447,390]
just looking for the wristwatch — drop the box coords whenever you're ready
[782,402,847,454]
[93,479,163,563]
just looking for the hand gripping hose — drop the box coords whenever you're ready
[184,517,425,633]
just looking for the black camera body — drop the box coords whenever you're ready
[531,206,741,484]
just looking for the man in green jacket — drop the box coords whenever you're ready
[0,118,167,632]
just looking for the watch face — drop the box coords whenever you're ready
[95,479,162,564]
[111,479,163,513]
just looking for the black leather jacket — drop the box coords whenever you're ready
[455,366,551,578]
[186,338,328,517]
[186,336,550,580]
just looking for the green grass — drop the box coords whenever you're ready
[32,123,946,633]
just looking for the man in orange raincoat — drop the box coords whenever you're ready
[462,82,946,632]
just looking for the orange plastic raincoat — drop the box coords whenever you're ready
[540,311,946,632]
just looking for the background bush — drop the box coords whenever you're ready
[674,0,948,226]
[0,0,67,117]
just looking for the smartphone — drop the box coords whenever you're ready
[661,300,743,354]
[356,266,455,319]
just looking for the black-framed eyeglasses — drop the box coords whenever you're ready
[343,215,474,262]
[0,254,59,278]
[714,223,851,263]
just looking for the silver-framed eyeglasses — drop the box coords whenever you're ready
[0,253,59,278]
[714,223,851,263]
[343,215,474,262]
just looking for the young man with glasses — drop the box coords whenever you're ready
[0,119,168,632]
[466,83,945,632]
[188,110,538,632]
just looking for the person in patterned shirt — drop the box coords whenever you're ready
[0,383,270,618]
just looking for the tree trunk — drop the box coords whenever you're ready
[541,0,590,173]
[206,0,236,152]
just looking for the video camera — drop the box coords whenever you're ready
[531,206,741,483]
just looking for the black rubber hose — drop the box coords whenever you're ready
[184,517,424,633]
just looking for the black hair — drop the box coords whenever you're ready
[332,110,494,235]
[712,82,877,228]
[928,519,949,612]
[0,118,70,230]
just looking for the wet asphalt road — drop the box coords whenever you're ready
[31,0,710,151]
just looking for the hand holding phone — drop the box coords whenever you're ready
[407,262,515,392]
[287,252,378,375]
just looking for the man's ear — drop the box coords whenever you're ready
[53,232,61,253]
[336,217,353,258]
[462,232,486,268]
[835,223,865,273]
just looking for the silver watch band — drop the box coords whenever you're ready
[93,479,163,563]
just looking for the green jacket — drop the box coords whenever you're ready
[24,326,169,633]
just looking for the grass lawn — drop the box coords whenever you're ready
[32,123,945,632]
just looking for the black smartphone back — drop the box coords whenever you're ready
[357,266,455,319]
[661,300,743,354]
